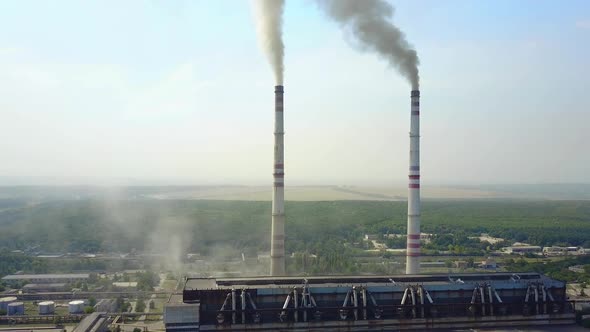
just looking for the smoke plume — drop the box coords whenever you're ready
[253,0,285,85]
[315,0,420,89]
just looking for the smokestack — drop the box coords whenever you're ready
[270,85,285,276]
[406,90,421,274]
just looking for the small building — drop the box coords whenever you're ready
[94,299,117,312]
[112,282,138,289]
[568,265,586,273]
[543,246,579,256]
[480,257,497,269]
[454,261,468,269]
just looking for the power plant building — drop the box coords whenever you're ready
[164,272,575,331]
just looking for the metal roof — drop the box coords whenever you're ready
[184,272,549,291]
[1,273,90,280]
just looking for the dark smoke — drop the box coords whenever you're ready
[315,0,419,89]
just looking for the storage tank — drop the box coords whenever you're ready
[0,296,17,311]
[39,301,55,315]
[68,300,85,314]
[7,302,25,316]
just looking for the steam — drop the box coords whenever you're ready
[253,0,285,85]
[315,0,420,89]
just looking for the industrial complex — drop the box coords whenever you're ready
[160,90,579,331]
[1,2,588,332]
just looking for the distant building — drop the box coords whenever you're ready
[568,265,586,273]
[505,246,542,254]
[94,299,117,312]
[112,282,138,289]
[22,283,68,292]
[384,233,433,240]
[1,273,89,286]
[543,246,579,256]
[480,257,497,269]
[454,261,468,269]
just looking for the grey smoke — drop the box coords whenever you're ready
[253,0,285,85]
[315,0,420,89]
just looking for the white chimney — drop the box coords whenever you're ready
[270,85,285,276]
[406,90,421,274]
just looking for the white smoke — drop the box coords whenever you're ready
[315,0,420,89]
[253,0,285,85]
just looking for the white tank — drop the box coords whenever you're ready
[39,301,56,315]
[68,300,85,314]
[7,302,25,316]
[0,296,18,311]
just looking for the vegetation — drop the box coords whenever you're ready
[116,297,131,312]
[0,249,48,276]
[135,299,146,313]
[505,256,590,283]
[1,199,589,277]
[136,271,159,291]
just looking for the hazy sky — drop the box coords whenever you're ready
[0,0,589,186]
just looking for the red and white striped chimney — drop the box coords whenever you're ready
[270,85,285,276]
[406,90,421,274]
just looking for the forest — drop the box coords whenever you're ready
[0,199,589,278]
[1,199,589,253]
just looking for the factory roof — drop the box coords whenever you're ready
[22,283,67,289]
[184,272,546,291]
[1,273,90,280]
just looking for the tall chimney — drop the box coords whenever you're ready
[406,90,421,274]
[270,85,285,276]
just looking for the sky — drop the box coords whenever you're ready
[0,0,589,186]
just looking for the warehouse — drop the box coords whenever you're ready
[1,273,90,286]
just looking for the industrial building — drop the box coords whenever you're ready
[504,246,543,254]
[1,273,90,285]
[164,272,575,331]
[22,283,68,292]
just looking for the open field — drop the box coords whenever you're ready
[144,185,531,201]
[1,184,588,203]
